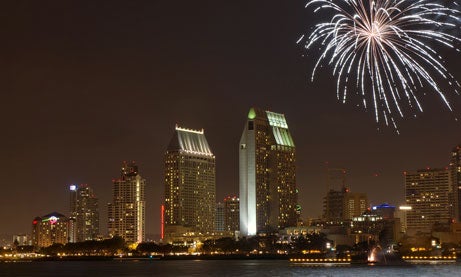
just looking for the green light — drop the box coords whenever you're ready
[248,108,256,119]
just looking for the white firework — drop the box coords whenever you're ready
[300,0,461,128]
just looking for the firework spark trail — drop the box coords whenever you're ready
[300,0,461,129]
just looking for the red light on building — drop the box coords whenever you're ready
[32,220,38,225]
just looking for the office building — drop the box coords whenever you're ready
[216,202,225,232]
[224,196,240,233]
[449,145,461,221]
[164,125,216,237]
[405,168,453,233]
[323,187,347,222]
[239,107,298,236]
[108,161,146,244]
[32,212,69,248]
[344,192,368,220]
[323,187,368,221]
[69,184,99,242]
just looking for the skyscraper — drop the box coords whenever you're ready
[239,107,298,236]
[344,192,368,220]
[108,161,146,244]
[323,187,347,221]
[164,125,216,236]
[216,202,225,232]
[449,145,461,221]
[405,168,453,233]
[224,196,240,233]
[69,184,99,242]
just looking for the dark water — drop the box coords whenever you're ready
[1,260,460,277]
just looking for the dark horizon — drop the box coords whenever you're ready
[1,1,461,240]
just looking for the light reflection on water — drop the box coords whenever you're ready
[1,260,460,277]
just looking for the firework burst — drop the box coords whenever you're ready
[300,0,461,129]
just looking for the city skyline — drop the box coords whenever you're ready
[2,0,461,239]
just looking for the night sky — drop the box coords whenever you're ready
[1,1,461,239]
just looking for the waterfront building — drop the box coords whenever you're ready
[344,192,368,220]
[224,196,240,233]
[449,145,461,221]
[69,184,99,242]
[108,161,146,244]
[239,107,298,236]
[323,187,368,221]
[323,188,347,222]
[164,125,216,238]
[405,168,453,233]
[32,212,69,248]
[216,202,225,232]
[395,205,412,234]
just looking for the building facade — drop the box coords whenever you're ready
[323,187,368,221]
[216,202,225,232]
[344,192,368,220]
[32,212,69,248]
[69,184,99,242]
[108,161,146,244]
[449,145,461,222]
[323,188,347,222]
[405,168,454,233]
[239,107,298,236]
[164,125,216,237]
[224,196,240,233]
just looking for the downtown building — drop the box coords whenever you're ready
[32,212,69,248]
[404,168,454,234]
[164,125,216,240]
[449,145,461,222]
[323,187,368,222]
[69,184,99,242]
[239,107,298,236]
[108,161,146,244]
[224,196,240,233]
[215,196,240,234]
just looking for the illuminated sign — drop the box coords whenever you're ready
[69,185,77,191]
[49,216,58,224]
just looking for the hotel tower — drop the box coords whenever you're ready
[164,125,216,236]
[108,161,146,243]
[69,184,99,242]
[239,107,298,236]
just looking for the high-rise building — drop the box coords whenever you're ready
[108,161,146,244]
[164,125,216,236]
[69,184,99,242]
[449,145,461,221]
[405,168,453,233]
[216,202,225,232]
[239,107,298,236]
[32,212,69,248]
[344,192,368,220]
[323,187,347,222]
[323,187,368,221]
[224,196,240,233]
